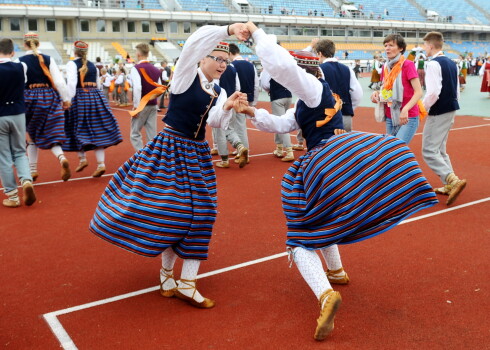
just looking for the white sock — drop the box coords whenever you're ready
[27,143,38,172]
[178,259,204,302]
[77,151,87,162]
[6,189,19,202]
[94,148,105,168]
[291,247,332,300]
[51,145,65,161]
[320,245,343,272]
[160,249,178,290]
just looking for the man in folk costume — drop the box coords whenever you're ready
[228,43,259,165]
[307,38,363,132]
[19,32,72,182]
[422,32,466,205]
[213,44,250,169]
[64,40,122,177]
[129,43,162,151]
[260,34,295,162]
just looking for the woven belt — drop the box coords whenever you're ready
[28,83,50,89]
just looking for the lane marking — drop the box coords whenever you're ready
[43,197,490,349]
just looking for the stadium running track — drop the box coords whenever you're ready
[1,100,489,349]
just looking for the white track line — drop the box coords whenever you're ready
[43,197,490,349]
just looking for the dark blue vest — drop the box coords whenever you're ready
[269,78,292,101]
[164,74,221,140]
[319,61,354,116]
[73,59,97,88]
[0,62,26,117]
[19,54,52,86]
[219,64,238,97]
[233,59,255,102]
[429,56,460,115]
[295,79,343,149]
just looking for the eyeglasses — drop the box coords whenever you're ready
[207,55,231,65]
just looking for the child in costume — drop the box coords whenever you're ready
[63,41,123,177]
[19,33,72,182]
[89,23,249,308]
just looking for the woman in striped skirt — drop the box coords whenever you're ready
[19,33,72,182]
[89,24,249,308]
[236,22,438,341]
[63,41,122,177]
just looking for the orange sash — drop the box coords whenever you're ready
[316,93,343,127]
[383,56,405,90]
[129,68,168,117]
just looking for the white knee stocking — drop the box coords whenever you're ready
[51,145,65,161]
[291,247,332,300]
[27,143,38,172]
[77,151,87,162]
[319,245,343,271]
[178,259,204,302]
[94,148,105,167]
[160,248,178,290]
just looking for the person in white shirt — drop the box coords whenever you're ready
[422,31,466,206]
[19,32,72,182]
[128,43,162,151]
[100,68,113,101]
[114,67,129,106]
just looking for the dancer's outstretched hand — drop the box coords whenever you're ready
[228,23,251,41]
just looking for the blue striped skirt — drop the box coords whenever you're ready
[63,88,122,151]
[89,127,217,259]
[283,132,438,250]
[24,87,67,149]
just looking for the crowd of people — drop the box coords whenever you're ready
[0,23,480,341]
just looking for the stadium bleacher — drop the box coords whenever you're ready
[446,41,490,57]
[246,0,334,17]
[414,0,487,25]
[178,0,229,13]
[359,0,425,22]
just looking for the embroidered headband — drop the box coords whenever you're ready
[24,32,39,41]
[213,42,230,54]
[74,40,89,51]
[290,50,320,67]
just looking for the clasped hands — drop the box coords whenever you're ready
[223,91,255,117]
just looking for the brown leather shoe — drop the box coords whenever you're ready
[446,179,467,206]
[22,181,36,206]
[236,146,249,168]
[174,279,215,309]
[75,160,89,172]
[31,171,39,182]
[215,160,230,168]
[3,198,21,208]
[326,267,350,285]
[314,289,342,341]
[60,158,71,181]
[92,166,106,178]
[159,268,176,298]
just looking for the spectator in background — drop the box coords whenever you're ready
[371,34,423,145]
[159,59,171,110]
[95,57,103,74]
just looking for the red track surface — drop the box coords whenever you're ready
[1,102,489,349]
